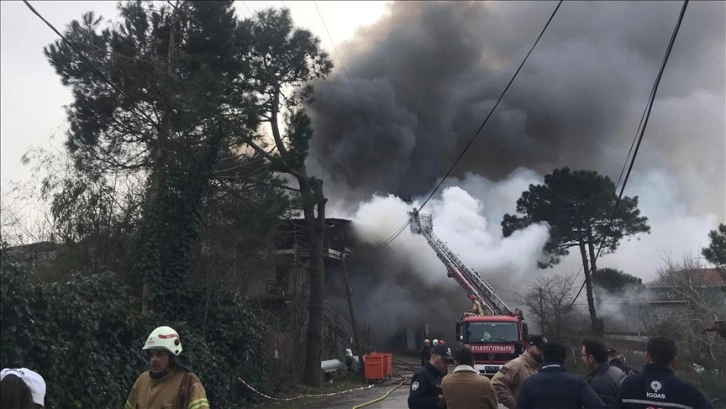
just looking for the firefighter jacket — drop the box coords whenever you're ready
[125,366,209,409]
[516,363,606,409]
[471,300,485,316]
[442,364,498,409]
[491,350,540,409]
[408,362,445,409]
[617,364,713,409]
[588,363,625,409]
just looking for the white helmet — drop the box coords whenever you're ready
[432,339,439,346]
[142,326,183,356]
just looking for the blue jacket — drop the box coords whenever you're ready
[408,362,444,409]
[516,363,606,409]
[618,364,713,409]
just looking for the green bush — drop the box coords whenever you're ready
[1,261,267,408]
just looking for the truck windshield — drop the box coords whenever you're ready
[466,322,519,342]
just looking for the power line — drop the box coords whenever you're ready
[568,0,690,308]
[361,218,412,257]
[23,0,265,213]
[361,0,563,257]
[241,1,254,17]
[417,0,563,212]
[23,0,162,133]
[592,0,689,265]
[312,1,364,108]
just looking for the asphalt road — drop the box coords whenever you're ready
[320,364,508,409]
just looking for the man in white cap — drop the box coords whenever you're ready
[1,367,46,408]
[125,326,209,409]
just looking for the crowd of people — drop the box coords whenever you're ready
[1,327,715,409]
[1,325,209,409]
[409,335,715,409]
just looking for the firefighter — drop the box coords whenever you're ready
[469,294,485,316]
[421,339,432,366]
[125,326,209,409]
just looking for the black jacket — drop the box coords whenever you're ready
[408,362,444,409]
[589,363,625,409]
[421,345,432,366]
[618,364,713,409]
[516,363,606,409]
[609,358,638,377]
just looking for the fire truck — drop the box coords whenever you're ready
[409,208,528,377]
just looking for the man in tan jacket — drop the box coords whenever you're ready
[490,335,546,409]
[125,326,209,409]
[442,347,497,409]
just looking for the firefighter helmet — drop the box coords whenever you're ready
[142,326,183,356]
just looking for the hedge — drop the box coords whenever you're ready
[0,260,267,408]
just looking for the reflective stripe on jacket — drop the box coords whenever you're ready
[125,367,209,409]
[618,364,713,409]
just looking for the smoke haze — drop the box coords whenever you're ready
[306,1,724,340]
[307,1,724,215]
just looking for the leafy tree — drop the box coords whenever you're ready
[595,267,643,294]
[702,223,726,274]
[43,1,262,317]
[238,7,332,386]
[502,167,650,333]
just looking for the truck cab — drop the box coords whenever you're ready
[456,313,528,377]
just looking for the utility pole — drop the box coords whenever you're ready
[539,287,545,336]
[341,253,365,379]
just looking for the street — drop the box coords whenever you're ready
[319,368,508,409]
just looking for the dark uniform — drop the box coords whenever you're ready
[618,364,714,409]
[516,363,606,409]
[421,345,432,367]
[408,362,444,409]
[608,357,638,376]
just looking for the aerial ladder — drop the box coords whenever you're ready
[409,208,514,316]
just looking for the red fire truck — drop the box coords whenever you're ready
[409,208,528,377]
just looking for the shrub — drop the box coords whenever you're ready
[1,261,267,408]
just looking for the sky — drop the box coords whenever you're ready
[0,0,389,186]
[1,1,724,338]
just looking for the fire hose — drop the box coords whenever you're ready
[350,377,408,409]
[238,377,374,401]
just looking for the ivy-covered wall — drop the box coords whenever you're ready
[0,261,268,408]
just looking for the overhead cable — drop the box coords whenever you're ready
[593,0,689,264]
[22,0,162,132]
[417,0,564,212]
[313,1,364,108]
[568,0,690,308]
[362,0,564,257]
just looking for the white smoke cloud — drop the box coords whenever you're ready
[330,165,721,341]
